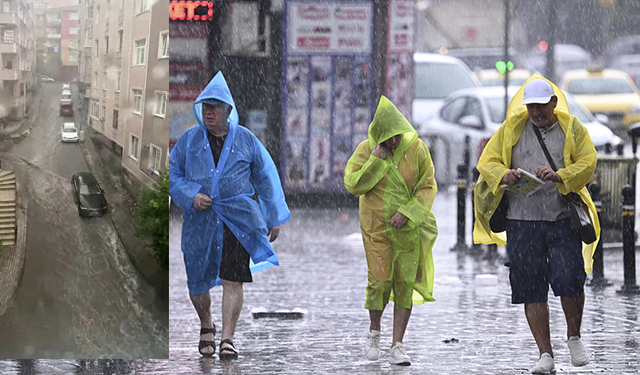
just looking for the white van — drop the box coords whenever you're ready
[412,53,480,130]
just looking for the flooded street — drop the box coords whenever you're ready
[0,83,167,358]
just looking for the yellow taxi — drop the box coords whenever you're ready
[559,67,640,130]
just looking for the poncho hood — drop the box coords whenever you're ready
[193,71,240,132]
[368,96,418,151]
[505,74,570,128]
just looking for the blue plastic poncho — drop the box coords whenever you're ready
[169,71,291,294]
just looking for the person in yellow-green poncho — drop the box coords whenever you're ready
[344,96,438,366]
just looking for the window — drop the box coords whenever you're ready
[118,30,123,52]
[154,91,167,117]
[105,36,109,54]
[69,12,79,21]
[112,110,119,129]
[134,39,146,66]
[135,0,149,14]
[149,144,162,174]
[90,98,100,118]
[159,31,168,59]
[95,39,99,56]
[132,89,143,114]
[129,134,139,160]
[116,70,121,91]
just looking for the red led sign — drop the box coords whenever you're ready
[170,1,214,21]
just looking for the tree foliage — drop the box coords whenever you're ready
[135,171,169,270]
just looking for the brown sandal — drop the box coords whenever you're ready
[198,326,216,357]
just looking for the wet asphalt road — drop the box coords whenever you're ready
[0,83,167,358]
[0,190,638,372]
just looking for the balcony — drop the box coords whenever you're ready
[0,13,17,25]
[0,69,19,80]
[0,42,18,54]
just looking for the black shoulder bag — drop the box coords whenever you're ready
[531,125,597,244]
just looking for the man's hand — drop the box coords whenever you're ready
[193,193,212,211]
[267,226,281,242]
[389,212,408,229]
[535,165,562,183]
[501,169,522,186]
[371,143,387,159]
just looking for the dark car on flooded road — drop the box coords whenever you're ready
[71,172,108,217]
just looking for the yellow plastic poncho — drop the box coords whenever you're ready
[473,75,600,273]
[344,96,438,309]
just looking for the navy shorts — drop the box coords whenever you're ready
[219,224,253,283]
[505,218,586,304]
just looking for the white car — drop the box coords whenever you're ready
[412,52,480,131]
[61,122,78,142]
[62,83,71,90]
[419,86,622,186]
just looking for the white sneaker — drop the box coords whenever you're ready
[531,352,556,374]
[389,342,411,366]
[364,330,381,361]
[567,336,589,366]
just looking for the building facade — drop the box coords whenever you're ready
[78,0,168,194]
[1,0,35,120]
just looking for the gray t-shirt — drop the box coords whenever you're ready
[507,119,568,222]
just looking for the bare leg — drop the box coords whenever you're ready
[369,305,386,332]
[561,293,585,338]
[392,304,412,346]
[220,279,243,351]
[525,302,553,357]
[189,291,214,355]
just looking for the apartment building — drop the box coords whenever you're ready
[34,1,79,82]
[0,0,35,120]
[78,0,168,193]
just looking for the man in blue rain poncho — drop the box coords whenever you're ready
[169,71,290,360]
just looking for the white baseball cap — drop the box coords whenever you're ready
[522,79,555,105]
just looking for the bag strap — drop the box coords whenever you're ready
[531,124,558,171]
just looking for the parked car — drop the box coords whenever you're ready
[609,54,640,88]
[60,89,73,116]
[71,172,108,217]
[62,83,71,90]
[61,122,78,142]
[38,75,55,83]
[559,67,640,130]
[419,86,622,186]
[524,43,592,83]
[412,52,480,130]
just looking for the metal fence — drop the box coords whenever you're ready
[595,155,637,229]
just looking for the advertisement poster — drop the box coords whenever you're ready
[282,0,374,192]
[168,21,209,150]
[385,0,414,122]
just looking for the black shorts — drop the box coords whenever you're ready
[219,224,253,283]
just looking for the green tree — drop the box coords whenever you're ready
[135,171,169,270]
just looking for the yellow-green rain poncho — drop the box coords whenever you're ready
[344,96,438,310]
[473,75,600,273]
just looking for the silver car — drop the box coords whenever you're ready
[419,86,622,187]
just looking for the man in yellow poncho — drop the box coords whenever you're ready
[474,76,600,373]
[344,96,438,366]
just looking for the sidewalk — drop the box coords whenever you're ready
[166,191,640,374]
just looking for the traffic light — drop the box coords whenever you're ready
[538,40,548,51]
[495,61,514,74]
